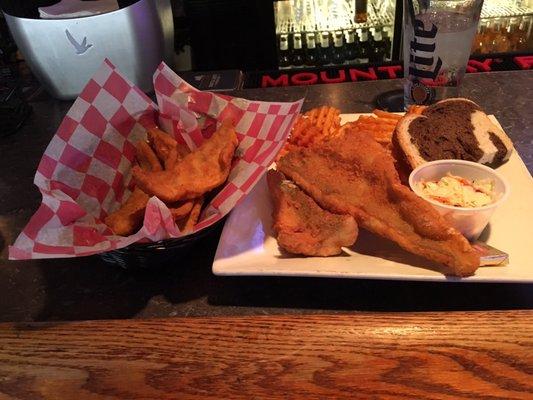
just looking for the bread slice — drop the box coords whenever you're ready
[394,98,514,169]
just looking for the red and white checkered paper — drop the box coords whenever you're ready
[9,60,303,260]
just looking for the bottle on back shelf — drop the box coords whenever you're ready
[305,32,318,66]
[368,27,375,48]
[344,29,358,62]
[317,31,332,66]
[491,19,509,53]
[370,28,386,63]
[472,21,486,54]
[332,31,345,64]
[278,33,291,68]
[517,17,530,51]
[291,32,305,67]
[356,28,370,64]
[382,26,392,61]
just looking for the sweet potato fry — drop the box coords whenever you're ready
[373,109,402,120]
[177,197,203,233]
[168,200,195,220]
[136,141,162,172]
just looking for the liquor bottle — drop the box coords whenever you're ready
[472,21,486,54]
[305,32,318,66]
[382,26,392,61]
[331,31,345,64]
[370,28,386,63]
[491,19,509,53]
[344,29,358,62]
[507,17,519,51]
[368,27,375,48]
[515,18,529,51]
[278,34,291,68]
[356,28,370,64]
[291,33,305,67]
[355,0,368,23]
[485,21,497,53]
[317,31,332,65]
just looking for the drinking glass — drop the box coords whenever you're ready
[403,0,484,108]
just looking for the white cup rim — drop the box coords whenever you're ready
[408,159,510,212]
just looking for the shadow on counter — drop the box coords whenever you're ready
[0,225,224,322]
[208,276,533,312]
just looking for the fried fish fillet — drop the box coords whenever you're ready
[267,170,358,257]
[133,120,238,203]
[277,130,480,276]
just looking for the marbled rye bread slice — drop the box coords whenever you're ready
[393,98,514,169]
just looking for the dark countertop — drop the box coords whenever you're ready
[1,71,532,322]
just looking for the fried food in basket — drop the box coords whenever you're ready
[136,140,164,172]
[177,197,204,233]
[168,200,195,221]
[104,188,150,236]
[104,141,162,236]
[148,127,189,169]
[267,170,358,256]
[105,121,237,236]
[133,120,238,203]
[277,129,480,277]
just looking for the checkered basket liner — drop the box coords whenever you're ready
[9,60,303,260]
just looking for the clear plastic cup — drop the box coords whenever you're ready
[409,160,510,241]
[403,0,484,108]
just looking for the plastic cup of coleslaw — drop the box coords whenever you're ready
[408,159,510,241]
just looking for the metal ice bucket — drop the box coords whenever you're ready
[4,0,174,99]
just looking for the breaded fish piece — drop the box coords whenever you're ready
[133,120,238,203]
[267,170,358,257]
[277,130,480,276]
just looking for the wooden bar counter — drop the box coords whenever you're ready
[1,311,532,399]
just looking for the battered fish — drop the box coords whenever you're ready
[133,120,238,202]
[277,130,480,276]
[267,170,358,257]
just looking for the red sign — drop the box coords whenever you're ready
[259,54,531,88]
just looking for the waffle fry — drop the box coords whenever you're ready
[284,106,342,153]
[282,106,403,159]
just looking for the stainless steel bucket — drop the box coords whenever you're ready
[4,0,174,99]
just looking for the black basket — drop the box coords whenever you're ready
[100,219,224,270]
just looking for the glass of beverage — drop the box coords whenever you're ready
[403,0,484,108]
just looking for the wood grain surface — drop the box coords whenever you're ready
[0,311,531,400]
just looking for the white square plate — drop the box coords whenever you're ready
[213,114,533,282]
